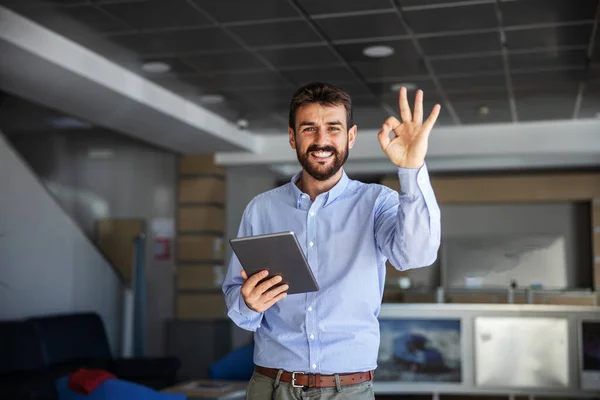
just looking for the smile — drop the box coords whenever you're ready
[310,151,333,159]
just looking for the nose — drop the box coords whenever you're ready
[314,127,328,145]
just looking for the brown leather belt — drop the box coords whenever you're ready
[255,366,374,388]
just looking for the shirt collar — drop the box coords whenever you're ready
[290,169,350,208]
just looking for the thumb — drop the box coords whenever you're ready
[240,269,248,280]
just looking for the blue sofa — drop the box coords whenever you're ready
[0,312,180,399]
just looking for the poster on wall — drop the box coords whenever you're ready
[377,318,462,383]
[580,320,600,391]
[474,317,569,388]
[151,218,174,261]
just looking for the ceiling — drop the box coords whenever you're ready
[0,0,599,136]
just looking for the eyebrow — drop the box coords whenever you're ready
[298,120,343,129]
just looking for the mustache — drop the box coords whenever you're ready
[306,145,337,155]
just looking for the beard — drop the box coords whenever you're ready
[296,142,349,181]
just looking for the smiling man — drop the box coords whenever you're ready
[222,82,442,400]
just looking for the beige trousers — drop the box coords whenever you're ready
[245,370,375,400]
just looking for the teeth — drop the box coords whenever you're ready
[312,151,332,157]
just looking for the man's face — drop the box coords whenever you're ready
[288,103,356,181]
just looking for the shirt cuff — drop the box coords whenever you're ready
[397,162,429,195]
[239,295,262,319]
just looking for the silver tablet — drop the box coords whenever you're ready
[229,231,319,295]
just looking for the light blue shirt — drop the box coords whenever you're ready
[222,164,441,375]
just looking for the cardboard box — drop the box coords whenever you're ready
[177,265,225,290]
[178,235,224,261]
[176,293,228,319]
[178,177,225,204]
[178,206,225,233]
[178,155,225,176]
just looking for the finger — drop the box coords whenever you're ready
[378,117,402,151]
[422,104,441,135]
[414,90,423,124]
[246,269,269,287]
[263,292,288,309]
[255,275,283,295]
[262,283,289,301]
[399,86,412,123]
[377,122,392,151]
[240,269,248,280]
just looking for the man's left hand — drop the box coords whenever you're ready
[377,87,441,169]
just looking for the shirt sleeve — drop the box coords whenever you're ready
[222,205,264,331]
[374,162,441,270]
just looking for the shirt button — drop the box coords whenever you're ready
[309,242,314,247]
[310,334,314,340]
[310,212,315,217]
[312,364,316,369]
[308,306,313,312]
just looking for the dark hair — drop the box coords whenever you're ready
[288,82,353,132]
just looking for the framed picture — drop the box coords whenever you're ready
[579,319,600,391]
[377,318,462,383]
[474,316,569,388]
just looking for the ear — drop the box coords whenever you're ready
[348,124,357,150]
[288,126,296,149]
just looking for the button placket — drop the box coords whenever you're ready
[305,201,320,372]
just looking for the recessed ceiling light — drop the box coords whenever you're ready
[390,83,418,92]
[478,105,490,116]
[198,94,225,104]
[362,45,394,58]
[141,61,171,74]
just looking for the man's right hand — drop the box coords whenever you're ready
[240,269,288,313]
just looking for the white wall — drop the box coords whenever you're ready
[6,129,177,356]
[0,131,122,353]
[225,165,279,348]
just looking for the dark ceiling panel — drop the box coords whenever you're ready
[181,51,267,73]
[257,45,342,68]
[398,0,484,7]
[282,66,360,87]
[403,3,498,34]
[182,70,293,91]
[335,39,419,63]
[420,32,502,56]
[99,0,213,30]
[499,0,598,27]
[191,0,300,23]
[511,68,586,89]
[315,12,407,42]
[368,78,437,96]
[509,48,588,71]
[449,91,512,124]
[296,0,393,16]
[515,87,579,121]
[353,56,428,80]
[232,87,295,114]
[505,24,594,50]
[227,20,322,47]
[430,55,504,75]
[51,5,131,33]
[440,74,506,93]
[110,28,242,55]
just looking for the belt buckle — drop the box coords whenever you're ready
[291,371,304,388]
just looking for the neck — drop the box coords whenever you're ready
[297,169,344,201]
